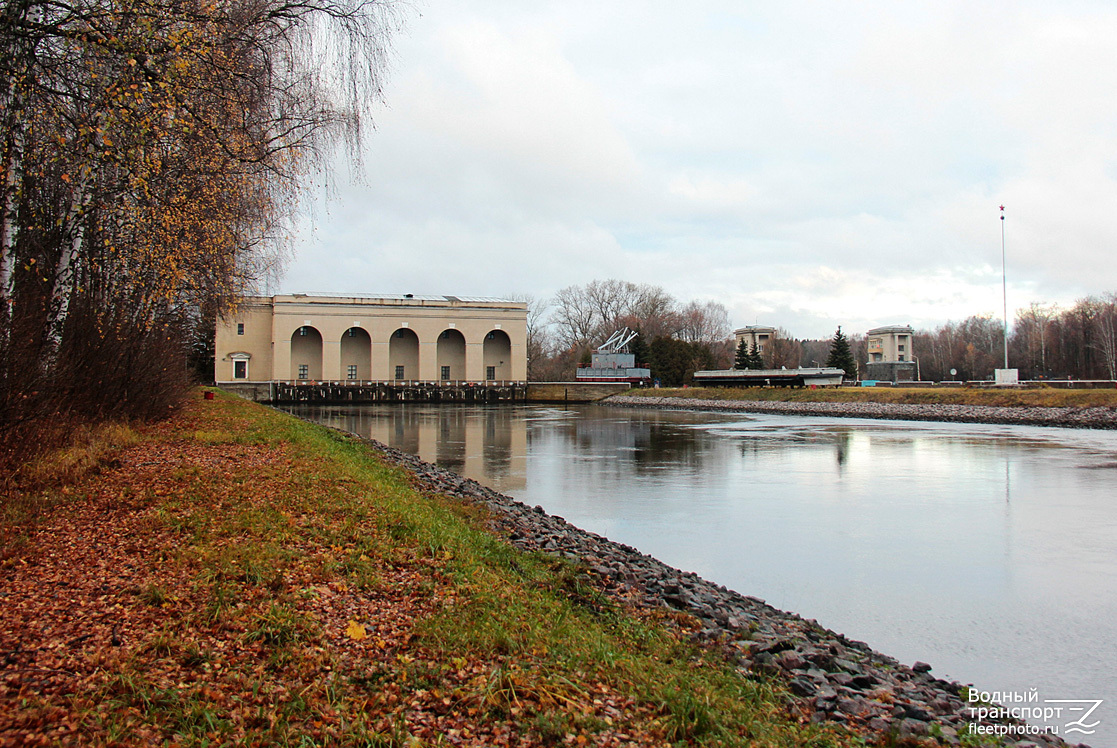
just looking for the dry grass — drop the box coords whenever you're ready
[1,420,141,558]
[1,390,862,747]
[626,385,1117,408]
[18,422,141,486]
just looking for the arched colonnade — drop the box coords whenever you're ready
[283,324,514,382]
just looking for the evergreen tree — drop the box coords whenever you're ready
[649,336,696,386]
[826,326,858,380]
[748,341,765,370]
[734,338,750,369]
[629,334,650,370]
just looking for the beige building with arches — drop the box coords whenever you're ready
[215,294,527,384]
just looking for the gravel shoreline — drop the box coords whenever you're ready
[606,395,1117,430]
[344,430,1087,748]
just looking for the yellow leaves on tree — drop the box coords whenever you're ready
[2,0,396,417]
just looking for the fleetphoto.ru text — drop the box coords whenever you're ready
[967,689,1104,739]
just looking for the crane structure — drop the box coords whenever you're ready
[575,328,651,384]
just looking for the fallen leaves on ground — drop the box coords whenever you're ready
[0,399,682,747]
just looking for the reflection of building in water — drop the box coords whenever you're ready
[833,430,851,468]
[337,406,526,493]
[567,413,713,474]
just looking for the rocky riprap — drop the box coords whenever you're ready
[605,395,1117,430]
[352,434,1086,748]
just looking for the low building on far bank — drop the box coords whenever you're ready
[575,328,651,384]
[864,325,916,382]
[215,293,527,383]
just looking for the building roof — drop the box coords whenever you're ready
[866,325,914,335]
[289,292,519,303]
[246,293,526,308]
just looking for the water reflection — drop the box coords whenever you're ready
[834,430,851,468]
[288,404,527,492]
[283,403,1117,745]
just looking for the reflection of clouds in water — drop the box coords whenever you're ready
[516,405,1117,744]
[705,416,1117,475]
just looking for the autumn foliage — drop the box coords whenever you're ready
[0,0,397,470]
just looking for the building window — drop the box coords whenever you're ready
[395,329,405,338]
[898,355,906,362]
[298,364,309,380]
[347,365,357,380]
[486,366,496,380]
[237,323,244,336]
[486,332,495,340]
[898,344,906,352]
[299,327,307,336]
[441,365,450,380]
[395,365,405,380]
[347,329,355,337]
[233,360,247,379]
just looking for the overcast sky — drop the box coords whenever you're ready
[279,1,1117,340]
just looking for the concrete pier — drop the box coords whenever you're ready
[218,381,631,404]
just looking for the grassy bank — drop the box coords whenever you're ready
[618,386,1117,408]
[1,391,864,747]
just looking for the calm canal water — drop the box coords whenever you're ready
[283,403,1116,743]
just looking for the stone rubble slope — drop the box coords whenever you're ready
[607,395,1117,430]
[354,433,1086,748]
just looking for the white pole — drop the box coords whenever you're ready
[1001,205,1008,369]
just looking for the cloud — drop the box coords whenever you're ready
[281,1,1117,339]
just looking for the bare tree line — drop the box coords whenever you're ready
[917,294,1117,382]
[526,279,734,384]
[764,295,1117,383]
[527,281,1117,384]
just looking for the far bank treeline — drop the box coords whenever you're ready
[0,0,399,462]
[525,280,1117,385]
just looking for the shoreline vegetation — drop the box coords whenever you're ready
[0,391,1074,746]
[1,391,854,747]
[613,386,1117,408]
[608,387,1117,429]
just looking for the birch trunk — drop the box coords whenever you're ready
[37,171,92,376]
[2,0,42,354]
[1097,306,1117,381]
[0,62,25,352]
[0,110,20,348]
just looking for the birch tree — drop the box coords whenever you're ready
[1,0,400,441]
[1088,295,1117,380]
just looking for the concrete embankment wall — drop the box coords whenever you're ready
[525,382,631,402]
[218,381,627,404]
[218,382,274,402]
